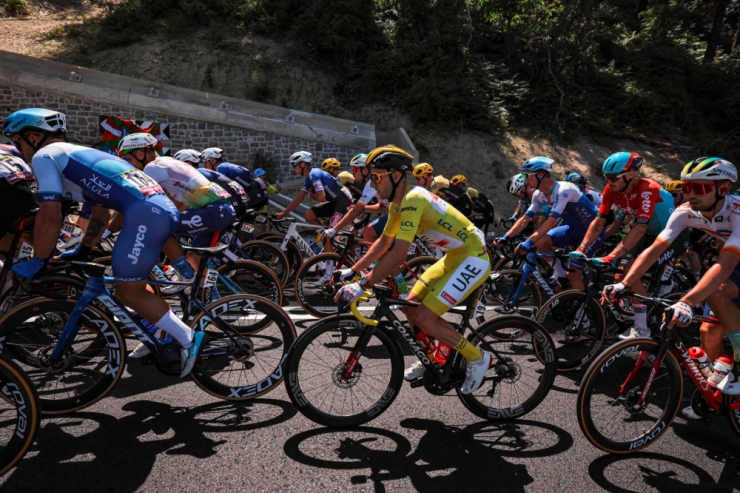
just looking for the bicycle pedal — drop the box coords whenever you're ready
[409,378,424,388]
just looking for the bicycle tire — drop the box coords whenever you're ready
[724,394,740,437]
[255,233,304,286]
[577,338,683,454]
[0,299,126,415]
[457,315,556,421]
[284,315,404,428]
[294,253,354,318]
[535,289,606,371]
[209,259,283,307]
[189,294,296,400]
[0,355,40,476]
[238,240,291,287]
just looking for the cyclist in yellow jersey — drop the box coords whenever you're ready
[335,145,492,394]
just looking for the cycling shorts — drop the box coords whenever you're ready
[0,183,38,238]
[369,215,389,236]
[410,248,491,316]
[630,230,689,265]
[310,197,351,228]
[177,201,236,248]
[111,195,179,282]
[727,265,740,311]
[548,225,604,270]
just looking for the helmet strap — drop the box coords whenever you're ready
[703,186,725,213]
[22,131,51,154]
[389,171,405,201]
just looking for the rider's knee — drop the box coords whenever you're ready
[304,210,317,223]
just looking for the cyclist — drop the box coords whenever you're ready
[431,175,473,218]
[338,170,355,187]
[572,152,681,339]
[2,109,204,377]
[0,145,38,259]
[413,163,434,188]
[252,168,280,233]
[565,171,602,207]
[320,158,342,178]
[602,158,740,401]
[506,173,549,231]
[466,187,495,234]
[174,149,248,219]
[335,145,492,394]
[496,157,602,291]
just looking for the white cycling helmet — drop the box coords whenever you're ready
[174,149,202,165]
[290,150,312,166]
[681,157,737,182]
[507,174,527,196]
[350,153,368,168]
[118,132,159,155]
[202,147,224,161]
[522,156,554,174]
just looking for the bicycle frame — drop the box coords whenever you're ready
[281,222,325,257]
[505,251,557,309]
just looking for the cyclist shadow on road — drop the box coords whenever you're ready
[0,398,297,493]
[285,418,573,492]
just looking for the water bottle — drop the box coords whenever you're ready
[393,273,409,294]
[434,342,450,365]
[162,264,176,280]
[708,355,732,387]
[311,241,322,254]
[688,347,713,379]
[414,329,437,357]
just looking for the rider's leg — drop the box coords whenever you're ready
[705,277,740,361]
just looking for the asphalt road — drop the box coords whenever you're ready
[2,299,740,493]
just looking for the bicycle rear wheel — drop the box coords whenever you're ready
[457,315,556,421]
[239,240,291,287]
[577,339,683,453]
[0,355,40,476]
[284,315,404,427]
[0,299,125,415]
[189,295,296,400]
[535,290,606,371]
[211,259,283,307]
[294,253,354,318]
[255,233,303,286]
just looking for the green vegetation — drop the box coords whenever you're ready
[81,0,740,160]
[1,0,32,17]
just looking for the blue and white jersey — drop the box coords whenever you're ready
[31,142,164,211]
[0,148,34,185]
[302,168,350,203]
[526,181,597,229]
[217,163,254,189]
[583,186,603,208]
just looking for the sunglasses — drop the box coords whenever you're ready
[604,172,628,182]
[681,181,716,195]
[369,171,392,184]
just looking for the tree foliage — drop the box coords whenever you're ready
[92,0,740,159]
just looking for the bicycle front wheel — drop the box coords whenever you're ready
[0,355,40,476]
[284,315,404,427]
[189,294,296,400]
[457,315,556,421]
[535,290,606,371]
[577,338,683,454]
[294,253,354,318]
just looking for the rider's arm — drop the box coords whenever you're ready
[80,206,112,248]
[577,217,606,252]
[364,202,388,214]
[605,217,623,238]
[512,201,522,218]
[329,202,366,232]
[33,201,63,259]
[607,223,647,259]
[363,238,409,285]
[503,213,532,238]
[350,233,396,275]
[312,191,327,203]
[620,238,671,288]
[527,216,557,246]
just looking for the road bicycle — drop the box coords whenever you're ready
[0,354,40,476]
[284,284,556,427]
[0,244,296,415]
[577,292,740,453]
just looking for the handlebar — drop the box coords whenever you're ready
[350,291,377,326]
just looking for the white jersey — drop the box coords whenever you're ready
[0,149,34,185]
[144,156,229,209]
[657,195,740,253]
[358,180,389,207]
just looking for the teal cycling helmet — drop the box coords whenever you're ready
[565,171,588,187]
[522,156,554,173]
[602,152,643,175]
[254,168,266,177]
[2,108,67,137]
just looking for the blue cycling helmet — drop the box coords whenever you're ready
[254,168,266,177]
[2,108,67,137]
[522,156,554,173]
[602,152,643,175]
[565,171,588,186]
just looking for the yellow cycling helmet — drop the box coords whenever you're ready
[431,175,450,198]
[466,186,479,199]
[321,158,341,171]
[337,171,355,186]
[450,174,467,186]
[664,180,683,193]
[413,162,434,178]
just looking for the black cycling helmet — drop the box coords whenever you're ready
[365,145,414,173]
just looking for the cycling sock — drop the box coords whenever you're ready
[727,331,740,362]
[172,256,195,280]
[453,334,483,362]
[154,310,194,349]
[633,304,647,330]
[325,261,335,278]
[553,260,567,279]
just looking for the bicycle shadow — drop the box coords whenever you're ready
[104,355,187,399]
[1,398,296,493]
[588,452,721,493]
[285,418,571,492]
